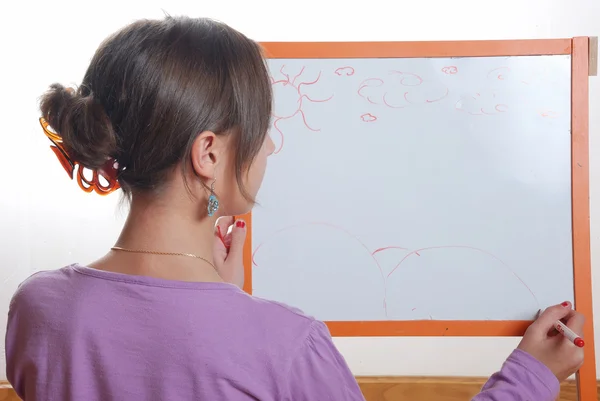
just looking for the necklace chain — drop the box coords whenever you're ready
[110,246,215,269]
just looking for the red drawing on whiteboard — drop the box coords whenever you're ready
[491,104,509,113]
[455,92,509,116]
[335,66,355,76]
[441,66,458,75]
[540,110,558,118]
[487,66,529,84]
[269,65,334,154]
[488,66,510,80]
[359,78,386,105]
[252,222,539,318]
[372,246,410,254]
[386,244,536,299]
[252,222,389,314]
[389,71,423,86]
[358,71,449,109]
[361,113,377,122]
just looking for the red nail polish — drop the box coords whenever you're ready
[236,221,245,228]
[561,301,569,307]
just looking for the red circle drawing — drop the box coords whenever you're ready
[361,113,377,122]
[334,66,355,76]
[442,66,458,75]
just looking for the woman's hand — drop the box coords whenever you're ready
[517,301,585,382]
[212,216,247,288]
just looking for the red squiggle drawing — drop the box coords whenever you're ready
[487,66,529,85]
[372,246,410,254]
[361,113,377,122]
[442,66,458,75]
[253,222,539,318]
[335,66,355,76]
[389,71,423,86]
[540,110,558,118]
[455,92,509,116]
[269,66,334,154]
[358,71,449,110]
[385,245,537,302]
[488,66,510,80]
[359,78,385,105]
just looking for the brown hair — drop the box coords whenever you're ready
[39,16,272,200]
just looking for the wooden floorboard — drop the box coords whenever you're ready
[0,377,589,400]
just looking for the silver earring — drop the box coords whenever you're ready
[207,178,219,217]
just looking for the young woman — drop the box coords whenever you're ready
[5,16,584,401]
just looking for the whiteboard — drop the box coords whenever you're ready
[251,55,573,321]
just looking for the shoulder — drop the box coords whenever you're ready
[283,316,365,399]
[9,265,78,312]
[229,295,363,398]
[215,292,332,367]
[234,296,358,388]
[247,294,316,323]
[230,291,319,345]
[12,264,77,291]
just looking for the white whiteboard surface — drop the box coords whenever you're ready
[252,55,573,322]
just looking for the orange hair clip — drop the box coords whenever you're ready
[39,117,120,195]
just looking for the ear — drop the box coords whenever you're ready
[190,131,221,180]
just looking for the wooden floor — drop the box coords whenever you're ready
[356,376,582,400]
[0,377,588,400]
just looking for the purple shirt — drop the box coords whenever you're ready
[5,264,560,400]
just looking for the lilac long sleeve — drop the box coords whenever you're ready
[286,320,365,400]
[285,320,561,401]
[474,349,561,401]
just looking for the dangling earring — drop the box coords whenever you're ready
[207,178,219,217]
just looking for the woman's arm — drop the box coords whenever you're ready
[473,302,584,401]
[285,320,366,401]
[473,349,560,401]
[286,329,559,401]
[284,302,583,401]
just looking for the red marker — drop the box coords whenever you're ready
[554,320,585,347]
[216,219,235,251]
[216,226,230,250]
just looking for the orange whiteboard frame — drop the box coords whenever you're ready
[240,38,595,399]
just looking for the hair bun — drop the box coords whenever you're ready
[40,83,117,170]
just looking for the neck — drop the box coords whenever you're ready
[90,191,223,283]
[118,194,215,256]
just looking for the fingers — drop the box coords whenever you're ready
[565,310,586,339]
[228,219,247,257]
[531,301,575,334]
[213,217,247,264]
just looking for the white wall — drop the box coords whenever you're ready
[1,0,599,380]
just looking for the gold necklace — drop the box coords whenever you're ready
[110,246,216,269]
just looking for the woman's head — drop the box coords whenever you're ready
[40,16,274,216]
